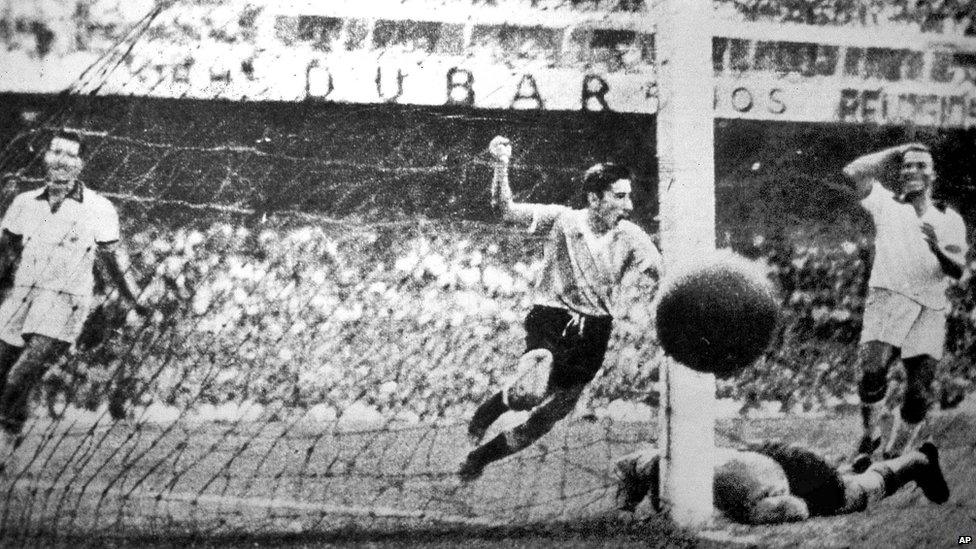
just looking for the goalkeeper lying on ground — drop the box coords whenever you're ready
[614,441,949,524]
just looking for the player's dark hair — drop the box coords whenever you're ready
[582,162,632,197]
[45,128,87,157]
[900,143,931,161]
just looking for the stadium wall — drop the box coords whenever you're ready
[1,92,974,240]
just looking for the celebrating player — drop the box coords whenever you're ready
[0,129,146,472]
[459,136,662,481]
[839,143,968,470]
[614,440,949,523]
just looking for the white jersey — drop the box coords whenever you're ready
[860,182,967,310]
[0,184,120,297]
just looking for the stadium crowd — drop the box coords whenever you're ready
[1,0,974,62]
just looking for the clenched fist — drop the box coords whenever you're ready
[489,136,512,165]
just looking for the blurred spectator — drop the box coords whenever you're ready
[2,0,975,72]
[719,0,976,35]
[469,25,559,68]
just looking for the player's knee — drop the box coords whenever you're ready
[505,391,543,411]
[615,453,639,478]
[858,368,888,404]
[501,413,553,452]
[516,402,571,445]
[900,390,930,424]
[505,393,538,411]
[616,448,658,478]
[904,356,937,389]
[503,349,552,411]
[502,427,532,452]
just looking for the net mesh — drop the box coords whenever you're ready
[0,1,666,543]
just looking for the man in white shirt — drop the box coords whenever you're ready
[459,136,662,481]
[0,130,145,473]
[841,143,967,470]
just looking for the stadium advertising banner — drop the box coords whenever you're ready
[711,21,976,128]
[104,0,662,113]
[2,0,976,127]
[714,77,976,128]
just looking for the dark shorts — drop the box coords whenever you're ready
[524,305,613,389]
[750,441,847,517]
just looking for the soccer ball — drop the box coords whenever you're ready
[655,250,780,378]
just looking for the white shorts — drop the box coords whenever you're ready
[0,287,91,346]
[860,287,947,360]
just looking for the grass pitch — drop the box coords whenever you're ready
[1,401,974,548]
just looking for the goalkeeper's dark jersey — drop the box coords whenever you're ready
[747,441,847,516]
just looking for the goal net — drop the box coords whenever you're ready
[0,0,667,543]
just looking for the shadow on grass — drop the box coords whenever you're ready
[6,517,700,548]
[4,514,703,549]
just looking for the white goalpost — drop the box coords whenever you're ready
[655,0,719,528]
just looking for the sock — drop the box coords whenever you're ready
[469,392,507,437]
[916,443,950,504]
[860,402,876,432]
[876,464,902,497]
[858,402,883,452]
[469,433,512,467]
[876,449,942,500]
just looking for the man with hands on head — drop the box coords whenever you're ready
[459,136,662,481]
[840,142,967,471]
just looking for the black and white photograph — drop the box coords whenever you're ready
[0,0,974,547]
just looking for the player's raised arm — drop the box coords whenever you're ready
[841,144,917,200]
[488,136,548,226]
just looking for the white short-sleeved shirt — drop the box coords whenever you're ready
[1,185,120,297]
[860,182,968,310]
[526,205,662,317]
